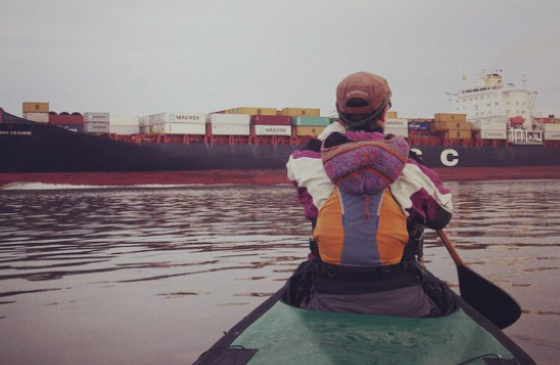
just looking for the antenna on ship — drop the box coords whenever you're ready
[522,73,527,90]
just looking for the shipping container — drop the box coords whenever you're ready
[109,125,140,135]
[386,111,398,118]
[49,114,83,125]
[544,123,560,132]
[295,126,326,137]
[148,112,206,124]
[444,129,472,139]
[110,115,140,126]
[253,125,292,136]
[291,116,330,126]
[251,115,291,125]
[386,118,408,129]
[152,122,205,135]
[207,114,251,125]
[385,127,408,138]
[210,123,251,136]
[23,102,49,113]
[84,121,110,134]
[235,107,278,116]
[408,121,432,131]
[434,113,467,123]
[473,120,507,131]
[279,108,321,117]
[545,131,560,141]
[84,112,110,123]
[433,120,472,131]
[23,112,49,123]
[480,130,507,140]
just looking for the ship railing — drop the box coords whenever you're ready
[507,128,543,145]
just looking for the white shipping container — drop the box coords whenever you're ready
[84,112,110,122]
[152,122,206,135]
[386,118,408,129]
[254,125,292,136]
[109,124,140,135]
[384,126,408,138]
[207,114,251,125]
[211,123,250,136]
[84,121,110,134]
[23,112,49,123]
[474,120,507,131]
[149,112,206,124]
[110,115,139,126]
[545,131,560,141]
[481,130,507,140]
[544,123,560,132]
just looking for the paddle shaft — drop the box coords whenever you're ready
[437,230,465,266]
[436,229,522,329]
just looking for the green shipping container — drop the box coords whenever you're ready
[291,116,330,126]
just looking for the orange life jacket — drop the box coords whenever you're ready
[313,186,409,267]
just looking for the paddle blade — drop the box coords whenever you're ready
[457,265,522,329]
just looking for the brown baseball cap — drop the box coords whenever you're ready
[336,72,392,115]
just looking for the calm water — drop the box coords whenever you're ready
[0,181,559,365]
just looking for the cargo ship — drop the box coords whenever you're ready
[2,70,560,189]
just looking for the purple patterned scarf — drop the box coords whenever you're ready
[321,132,410,195]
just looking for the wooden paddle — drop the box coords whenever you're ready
[437,229,522,329]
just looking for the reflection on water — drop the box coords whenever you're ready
[0,181,559,365]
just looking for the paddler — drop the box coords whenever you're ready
[286,71,454,317]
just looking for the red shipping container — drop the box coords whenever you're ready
[49,114,84,125]
[250,115,291,125]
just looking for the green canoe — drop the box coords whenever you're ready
[193,265,535,365]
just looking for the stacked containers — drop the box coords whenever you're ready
[22,102,49,123]
[251,115,292,136]
[49,112,84,133]
[109,115,140,135]
[473,120,508,140]
[433,113,472,139]
[84,112,110,134]
[207,114,250,136]
[292,116,329,137]
[148,112,206,135]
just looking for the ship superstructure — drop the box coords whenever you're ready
[449,70,549,144]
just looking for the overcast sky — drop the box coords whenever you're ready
[1,0,559,119]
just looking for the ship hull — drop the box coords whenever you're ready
[2,110,560,188]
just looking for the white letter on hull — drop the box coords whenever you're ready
[441,149,459,167]
[411,148,423,157]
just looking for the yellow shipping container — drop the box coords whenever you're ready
[434,120,472,131]
[434,113,467,123]
[23,102,49,113]
[235,107,277,116]
[295,126,326,137]
[386,111,398,118]
[445,129,472,139]
[279,108,321,117]
[551,118,560,124]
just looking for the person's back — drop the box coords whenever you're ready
[286,71,453,317]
